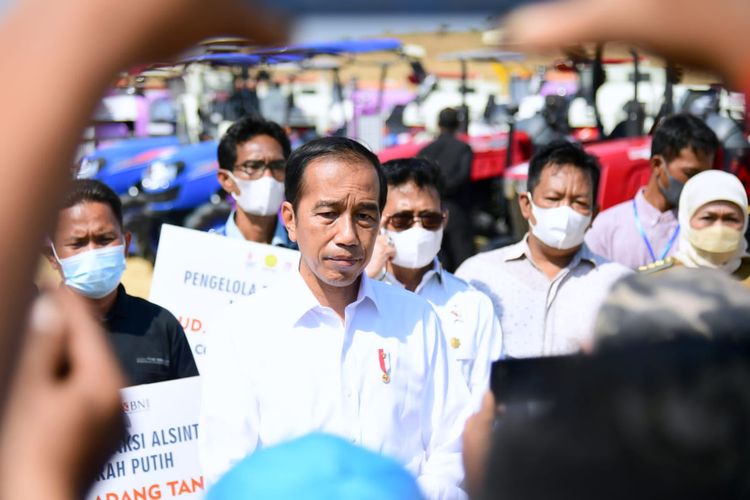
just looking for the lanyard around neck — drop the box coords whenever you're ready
[632,198,680,262]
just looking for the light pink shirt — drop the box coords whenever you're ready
[585,189,680,269]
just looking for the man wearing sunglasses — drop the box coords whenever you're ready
[365,158,502,402]
[201,138,470,499]
[456,141,630,358]
[215,115,295,248]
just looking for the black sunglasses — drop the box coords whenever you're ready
[386,210,445,231]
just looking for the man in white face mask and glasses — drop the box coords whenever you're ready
[215,115,296,248]
[46,179,198,386]
[365,158,502,403]
[456,141,631,358]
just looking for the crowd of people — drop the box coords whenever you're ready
[1,0,750,499]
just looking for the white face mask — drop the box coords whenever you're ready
[528,195,592,250]
[227,172,285,216]
[387,227,444,269]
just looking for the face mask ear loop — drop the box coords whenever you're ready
[225,170,242,192]
[49,241,63,265]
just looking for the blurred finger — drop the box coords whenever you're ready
[502,0,604,50]
[23,293,68,382]
[55,289,125,388]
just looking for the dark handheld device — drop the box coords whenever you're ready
[490,355,586,404]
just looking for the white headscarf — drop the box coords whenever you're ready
[675,170,748,273]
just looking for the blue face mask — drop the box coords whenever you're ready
[52,244,127,299]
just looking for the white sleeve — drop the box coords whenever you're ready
[418,309,471,500]
[466,294,503,409]
[198,306,260,485]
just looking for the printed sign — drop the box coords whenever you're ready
[149,224,300,371]
[87,377,204,500]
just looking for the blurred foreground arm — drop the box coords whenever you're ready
[503,0,750,86]
[0,0,286,404]
[0,290,126,500]
[462,391,498,499]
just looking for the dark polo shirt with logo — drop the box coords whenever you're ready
[105,285,198,386]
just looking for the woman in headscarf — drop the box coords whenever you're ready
[640,169,750,283]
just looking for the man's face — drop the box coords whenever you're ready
[520,163,594,222]
[655,146,713,186]
[48,201,129,272]
[217,134,286,195]
[282,158,381,288]
[382,180,446,232]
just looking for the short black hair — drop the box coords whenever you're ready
[527,140,601,205]
[382,157,444,198]
[285,137,387,210]
[217,115,291,170]
[62,179,123,228]
[651,113,719,163]
[438,107,460,132]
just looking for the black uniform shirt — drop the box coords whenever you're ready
[104,285,198,386]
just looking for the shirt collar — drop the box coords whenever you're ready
[286,268,379,325]
[385,258,444,293]
[224,210,293,247]
[224,210,245,240]
[504,233,598,268]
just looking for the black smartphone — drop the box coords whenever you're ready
[490,354,586,404]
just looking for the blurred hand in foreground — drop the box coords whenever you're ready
[463,391,503,499]
[503,0,750,85]
[0,0,290,408]
[0,290,126,500]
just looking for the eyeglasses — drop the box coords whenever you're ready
[386,211,445,231]
[233,159,286,181]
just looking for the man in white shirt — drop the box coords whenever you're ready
[456,141,631,358]
[200,137,471,499]
[365,157,502,404]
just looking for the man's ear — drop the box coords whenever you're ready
[518,192,533,222]
[217,169,239,195]
[650,155,664,172]
[281,201,297,242]
[43,244,61,274]
[442,208,450,228]
[124,232,132,256]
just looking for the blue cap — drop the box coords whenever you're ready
[207,433,424,500]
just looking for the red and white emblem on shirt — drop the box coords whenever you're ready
[378,348,391,384]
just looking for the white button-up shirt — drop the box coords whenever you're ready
[384,260,502,406]
[199,270,471,499]
[456,236,631,358]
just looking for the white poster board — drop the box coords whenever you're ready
[87,377,204,500]
[149,224,300,371]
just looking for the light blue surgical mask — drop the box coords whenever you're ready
[51,244,126,299]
